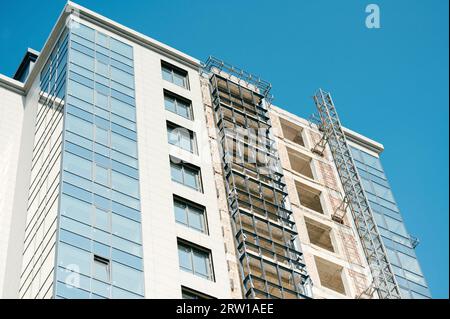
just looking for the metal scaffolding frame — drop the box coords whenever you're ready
[203,56,273,103]
[203,57,311,299]
[312,88,401,299]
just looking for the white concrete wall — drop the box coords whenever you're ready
[19,79,63,298]
[0,82,26,298]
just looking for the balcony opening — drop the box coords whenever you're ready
[314,256,346,295]
[304,217,334,252]
[287,147,314,179]
[280,118,305,147]
[295,181,324,214]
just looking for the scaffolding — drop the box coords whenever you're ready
[312,88,401,299]
[203,57,311,299]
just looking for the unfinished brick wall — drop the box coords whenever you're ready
[201,77,243,298]
[348,269,370,298]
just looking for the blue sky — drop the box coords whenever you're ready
[1,0,448,298]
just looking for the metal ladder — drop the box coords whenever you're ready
[312,88,401,299]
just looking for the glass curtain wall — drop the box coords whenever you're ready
[350,146,431,299]
[54,21,145,299]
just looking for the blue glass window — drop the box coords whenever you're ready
[60,216,92,239]
[97,32,109,48]
[111,236,141,257]
[177,241,213,280]
[94,207,111,232]
[111,262,144,295]
[161,62,189,89]
[70,63,94,80]
[111,286,141,299]
[94,163,110,186]
[92,279,110,298]
[111,170,139,198]
[94,125,109,146]
[111,213,141,243]
[57,242,91,276]
[173,198,207,233]
[72,23,95,42]
[170,160,201,191]
[167,123,196,153]
[93,256,110,282]
[110,38,133,59]
[111,132,137,157]
[110,98,135,121]
[70,49,95,70]
[69,80,94,104]
[96,60,109,76]
[110,67,134,88]
[56,282,90,299]
[64,152,92,180]
[95,91,109,109]
[164,92,192,119]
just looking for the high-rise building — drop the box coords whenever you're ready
[0,2,431,299]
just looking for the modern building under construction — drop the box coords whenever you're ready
[0,2,431,299]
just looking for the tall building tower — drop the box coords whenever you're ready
[0,2,431,299]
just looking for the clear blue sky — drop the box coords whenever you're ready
[1,0,448,298]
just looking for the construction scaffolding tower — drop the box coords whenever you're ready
[312,88,401,299]
[203,56,311,299]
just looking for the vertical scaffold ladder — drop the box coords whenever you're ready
[312,88,401,299]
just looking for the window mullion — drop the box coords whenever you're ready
[185,206,190,228]
[189,247,195,275]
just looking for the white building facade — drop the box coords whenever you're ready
[0,2,430,299]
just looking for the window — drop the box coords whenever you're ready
[314,256,346,295]
[372,182,395,203]
[94,164,110,186]
[70,49,95,70]
[57,242,91,277]
[279,118,305,147]
[63,152,92,180]
[111,261,144,295]
[295,181,324,214]
[384,215,408,237]
[304,218,334,252]
[94,206,110,231]
[66,114,93,140]
[161,61,189,89]
[181,287,212,299]
[397,252,422,274]
[360,151,383,171]
[110,37,133,59]
[72,23,95,42]
[93,255,110,282]
[111,213,141,243]
[286,147,314,179]
[69,79,94,103]
[164,91,193,119]
[111,131,137,157]
[111,66,134,88]
[173,197,207,233]
[60,194,92,225]
[170,158,202,191]
[111,170,139,198]
[177,241,214,280]
[167,122,196,153]
[111,97,135,121]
